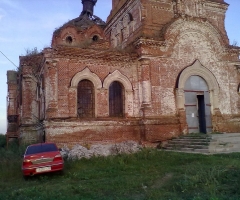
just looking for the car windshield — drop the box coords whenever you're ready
[25,144,58,155]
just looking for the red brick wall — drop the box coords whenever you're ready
[8,0,239,145]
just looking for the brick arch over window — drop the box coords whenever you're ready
[103,70,134,117]
[176,60,220,114]
[71,67,102,89]
[70,68,102,117]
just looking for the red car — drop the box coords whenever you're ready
[22,143,64,177]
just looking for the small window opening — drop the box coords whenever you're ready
[77,80,95,118]
[109,81,124,117]
[92,35,99,42]
[128,13,133,21]
[66,36,73,44]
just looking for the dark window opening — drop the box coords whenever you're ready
[41,75,45,90]
[92,35,99,42]
[128,13,133,21]
[42,131,46,143]
[109,81,124,117]
[66,36,73,44]
[7,115,18,123]
[77,80,95,118]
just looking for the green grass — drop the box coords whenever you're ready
[1,135,240,200]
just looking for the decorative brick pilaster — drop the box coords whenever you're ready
[139,58,151,107]
[96,88,108,117]
[178,109,188,134]
[68,86,77,117]
[45,60,58,118]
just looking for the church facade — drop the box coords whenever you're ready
[6,0,240,146]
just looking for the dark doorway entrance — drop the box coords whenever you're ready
[197,95,206,133]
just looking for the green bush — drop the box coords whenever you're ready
[0,134,6,148]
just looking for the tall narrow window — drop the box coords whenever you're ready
[109,81,124,117]
[77,80,94,118]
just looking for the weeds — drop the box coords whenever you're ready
[0,139,240,199]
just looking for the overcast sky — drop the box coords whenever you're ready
[0,0,239,134]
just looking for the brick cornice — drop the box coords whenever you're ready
[134,37,166,49]
[51,46,138,62]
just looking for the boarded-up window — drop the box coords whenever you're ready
[109,81,124,117]
[77,80,94,117]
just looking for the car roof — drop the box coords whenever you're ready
[27,142,56,147]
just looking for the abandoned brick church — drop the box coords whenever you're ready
[6,0,240,146]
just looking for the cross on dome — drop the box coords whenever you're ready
[81,0,97,16]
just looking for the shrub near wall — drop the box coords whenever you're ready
[0,136,26,182]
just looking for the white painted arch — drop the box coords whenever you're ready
[70,67,102,117]
[70,67,102,89]
[177,60,220,113]
[103,70,133,91]
[103,70,134,117]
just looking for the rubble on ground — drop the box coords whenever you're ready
[60,141,142,160]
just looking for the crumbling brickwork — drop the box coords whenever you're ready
[6,0,240,146]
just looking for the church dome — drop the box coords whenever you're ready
[53,0,105,35]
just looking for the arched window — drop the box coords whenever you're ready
[77,80,95,118]
[109,81,124,117]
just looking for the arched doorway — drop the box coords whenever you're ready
[176,60,220,134]
[184,76,212,133]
